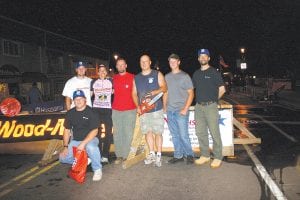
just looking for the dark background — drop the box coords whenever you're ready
[1,0,299,76]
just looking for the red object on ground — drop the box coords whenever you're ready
[68,147,88,184]
[0,98,21,117]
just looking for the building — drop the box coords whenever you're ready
[0,16,109,103]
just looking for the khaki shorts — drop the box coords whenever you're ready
[140,109,164,135]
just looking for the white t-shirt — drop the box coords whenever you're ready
[62,76,92,108]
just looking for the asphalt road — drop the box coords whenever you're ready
[0,92,299,200]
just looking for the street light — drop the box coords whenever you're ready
[113,54,119,60]
[239,47,247,92]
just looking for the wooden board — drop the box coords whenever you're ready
[233,117,261,144]
[38,139,63,166]
[122,115,149,169]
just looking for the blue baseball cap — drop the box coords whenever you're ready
[75,61,88,68]
[73,90,86,99]
[198,49,210,56]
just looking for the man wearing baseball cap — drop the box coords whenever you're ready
[59,90,102,181]
[62,61,92,110]
[192,49,226,168]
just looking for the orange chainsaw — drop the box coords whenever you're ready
[139,92,163,116]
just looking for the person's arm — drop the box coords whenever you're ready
[77,128,98,151]
[162,91,168,113]
[149,71,167,96]
[132,79,141,114]
[218,85,226,99]
[180,88,194,115]
[59,128,71,158]
[65,97,72,111]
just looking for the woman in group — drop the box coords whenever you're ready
[91,64,113,163]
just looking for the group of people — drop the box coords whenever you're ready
[59,49,226,182]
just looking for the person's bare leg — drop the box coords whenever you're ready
[155,134,163,153]
[146,132,155,151]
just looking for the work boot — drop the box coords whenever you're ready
[194,156,210,165]
[210,159,222,169]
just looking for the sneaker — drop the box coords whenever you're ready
[101,157,109,163]
[144,154,156,165]
[114,157,123,165]
[210,159,222,169]
[168,157,184,164]
[194,156,210,165]
[186,156,194,165]
[87,158,91,165]
[155,155,162,167]
[92,169,102,181]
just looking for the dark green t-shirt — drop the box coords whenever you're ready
[64,106,99,141]
[192,66,224,103]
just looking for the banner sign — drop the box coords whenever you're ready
[162,109,233,149]
[1,109,233,151]
[0,113,65,143]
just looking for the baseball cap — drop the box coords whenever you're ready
[73,90,86,99]
[168,53,180,61]
[198,49,210,56]
[75,61,88,68]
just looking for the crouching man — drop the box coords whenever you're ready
[59,90,102,181]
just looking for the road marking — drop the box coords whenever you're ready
[228,96,292,199]
[227,96,298,142]
[0,166,39,189]
[0,161,59,198]
[254,114,297,143]
[243,144,288,200]
[17,161,59,186]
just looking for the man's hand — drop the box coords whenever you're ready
[137,107,142,115]
[77,142,86,151]
[180,108,189,116]
[59,147,69,158]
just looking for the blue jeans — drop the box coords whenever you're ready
[167,110,194,158]
[195,103,223,160]
[59,137,102,171]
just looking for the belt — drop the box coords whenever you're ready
[197,101,216,106]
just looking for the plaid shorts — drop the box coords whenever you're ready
[140,109,164,135]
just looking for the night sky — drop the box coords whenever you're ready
[1,0,299,76]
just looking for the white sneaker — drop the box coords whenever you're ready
[101,157,109,163]
[92,169,102,181]
[144,154,156,165]
[87,158,91,165]
[155,155,162,167]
